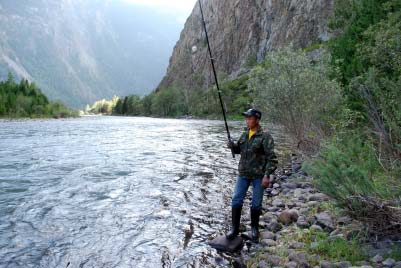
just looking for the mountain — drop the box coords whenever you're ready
[158,0,334,91]
[0,0,185,108]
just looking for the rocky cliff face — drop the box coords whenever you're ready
[158,0,334,90]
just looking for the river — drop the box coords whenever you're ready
[0,116,292,268]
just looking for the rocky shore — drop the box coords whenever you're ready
[227,155,401,268]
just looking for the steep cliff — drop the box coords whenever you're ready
[158,0,334,90]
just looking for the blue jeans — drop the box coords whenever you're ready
[231,176,264,210]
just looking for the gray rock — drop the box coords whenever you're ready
[333,261,351,268]
[271,189,280,196]
[266,221,283,233]
[393,263,401,268]
[383,258,396,267]
[310,224,323,232]
[371,254,384,263]
[315,212,335,230]
[289,251,310,267]
[282,182,298,189]
[297,215,311,228]
[284,261,298,268]
[264,254,282,266]
[320,260,334,268]
[273,183,280,188]
[261,238,277,247]
[288,240,306,249]
[272,198,285,208]
[260,230,275,240]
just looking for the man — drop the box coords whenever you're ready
[226,108,278,242]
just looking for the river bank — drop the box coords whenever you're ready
[229,155,401,268]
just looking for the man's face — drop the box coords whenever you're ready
[245,116,259,129]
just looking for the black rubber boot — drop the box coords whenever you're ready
[250,208,261,243]
[226,205,242,240]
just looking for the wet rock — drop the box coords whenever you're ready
[315,212,335,231]
[382,258,396,267]
[273,183,280,189]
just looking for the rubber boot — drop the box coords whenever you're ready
[226,205,242,240]
[250,208,261,243]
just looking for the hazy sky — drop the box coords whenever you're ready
[121,0,198,23]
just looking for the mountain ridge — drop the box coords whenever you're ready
[158,0,334,91]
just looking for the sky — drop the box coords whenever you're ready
[121,0,198,23]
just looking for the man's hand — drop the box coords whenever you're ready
[227,139,234,149]
[261,175,270,188]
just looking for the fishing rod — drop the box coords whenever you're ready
[198,0,235,158]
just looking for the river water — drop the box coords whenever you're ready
[0,116,292,268]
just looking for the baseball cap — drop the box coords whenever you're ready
[242,108,262,119]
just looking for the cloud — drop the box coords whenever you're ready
[121,0,197,15]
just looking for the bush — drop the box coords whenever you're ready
[304,136,401,235]
[248,46,341,152]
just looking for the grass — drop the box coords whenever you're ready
[246,214,368,266]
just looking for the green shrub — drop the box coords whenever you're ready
[248,46,341,152]
[304,136,401,235]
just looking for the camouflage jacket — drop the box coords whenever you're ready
[232,125,278,179]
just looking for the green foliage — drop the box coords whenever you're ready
[305,0,401,236]
[89,75,252,119]
[0,72,77,118]
[304,135,401,234]
[248,47,341,151]
[307,231,366,263]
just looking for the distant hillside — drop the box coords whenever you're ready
[0,0,186,108]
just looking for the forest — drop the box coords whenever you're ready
[0,73,78,119]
